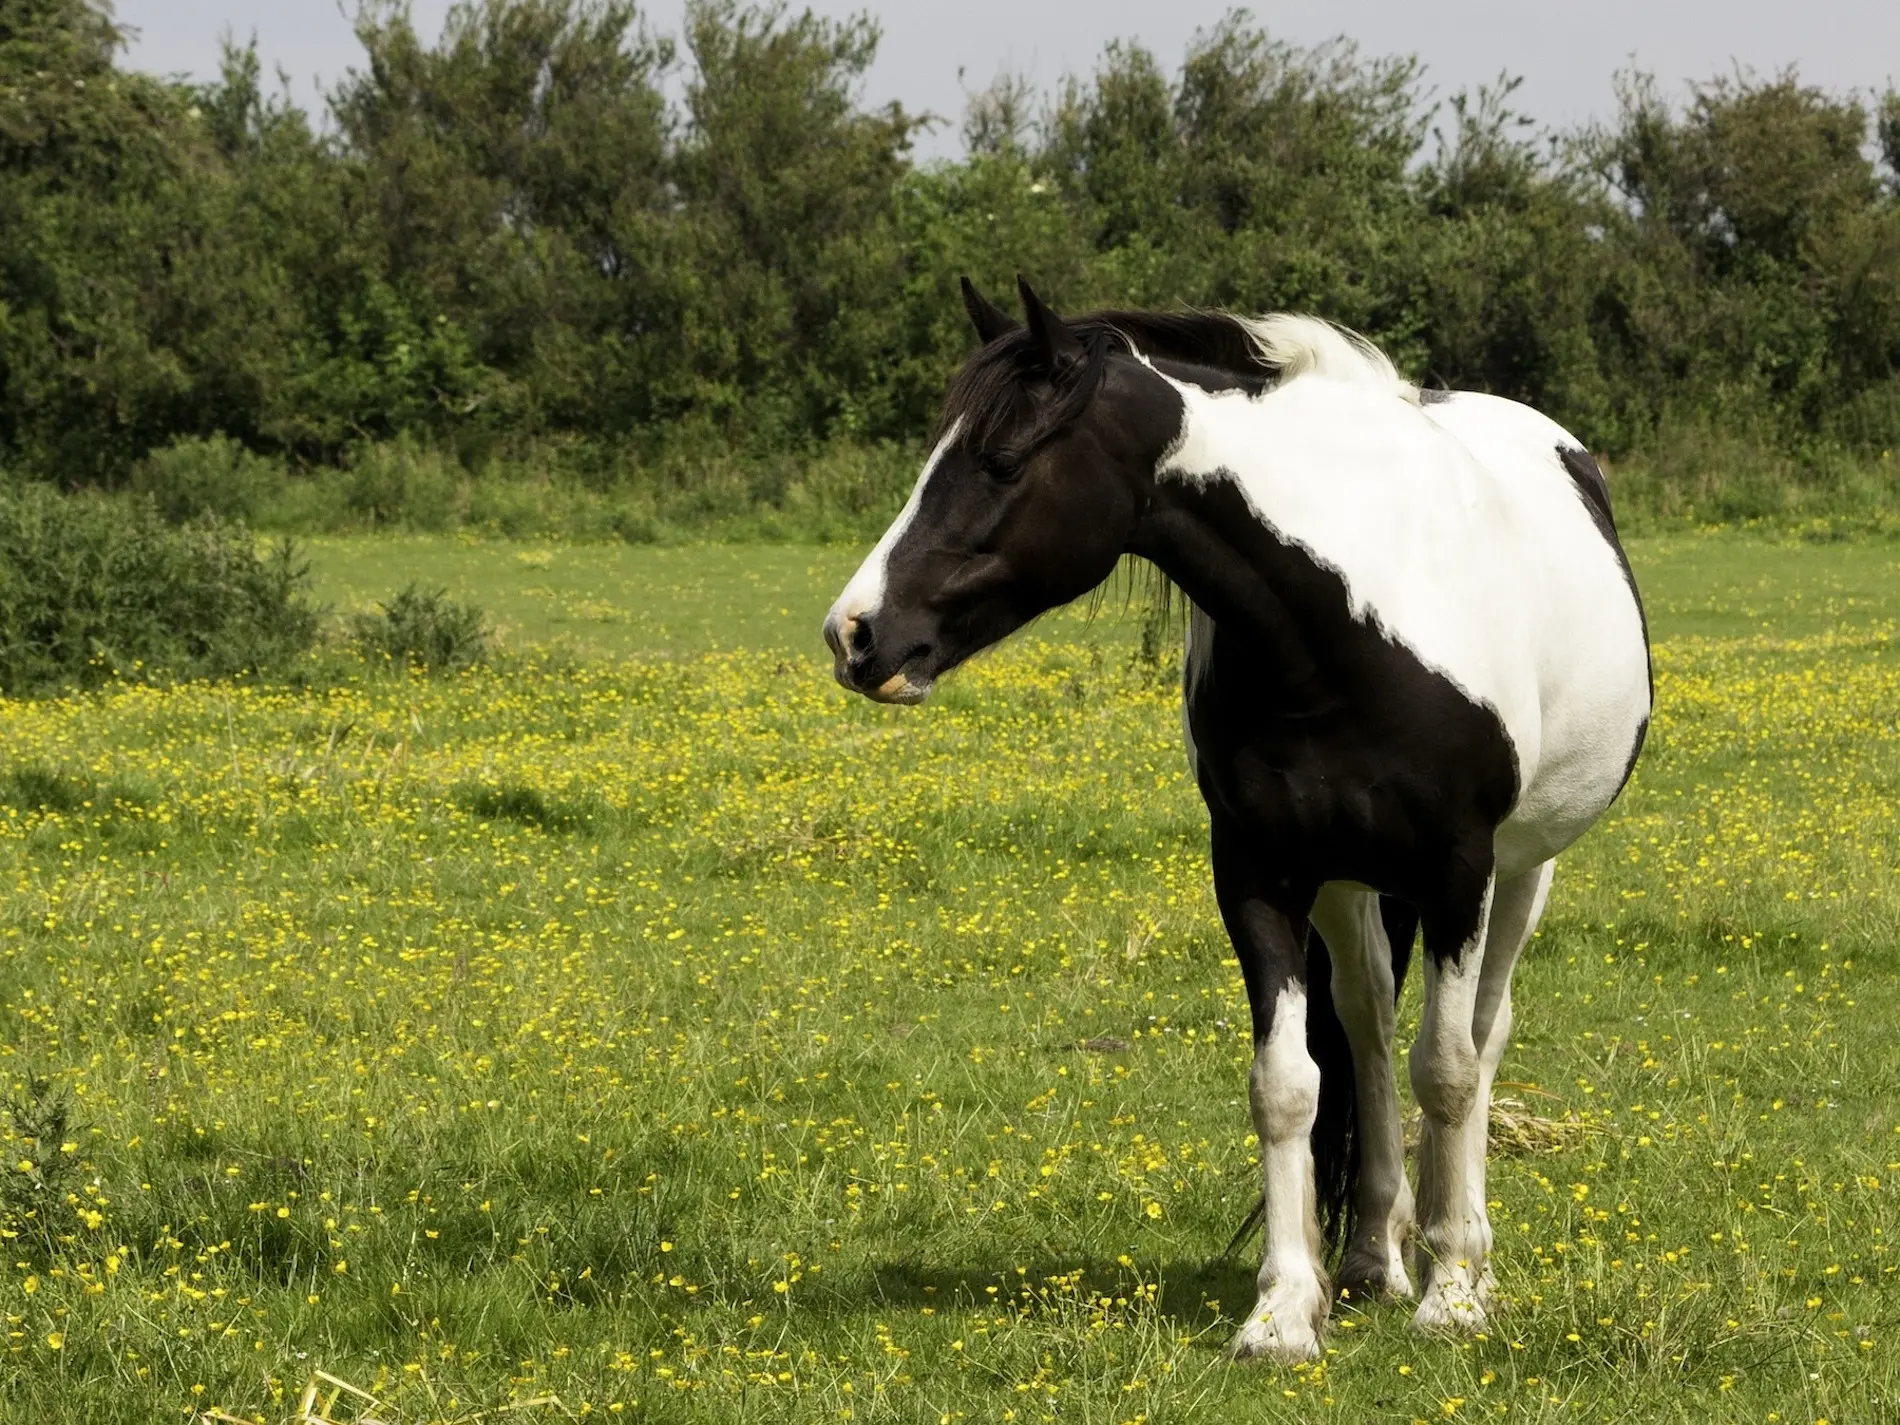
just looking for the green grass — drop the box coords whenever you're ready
[304,537,860,659]
[2,530,1897,1423]
[301,528,1900,654]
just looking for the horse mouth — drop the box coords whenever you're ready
[833,650,934,705]
[864,670,933,705]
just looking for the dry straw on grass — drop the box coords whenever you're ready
[1400,1089,1598,1157]
[1482,1095,1598,1155]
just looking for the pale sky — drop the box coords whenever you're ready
[117,1,1900,158]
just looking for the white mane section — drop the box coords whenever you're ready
[1234,314,1420,405]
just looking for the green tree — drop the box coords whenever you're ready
[667,0,922,442]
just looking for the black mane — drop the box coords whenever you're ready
[938,308,1269,454]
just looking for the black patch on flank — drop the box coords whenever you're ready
[1556,444,1617,543]
[1556,444,1652,786]
[1416,386,1455,404]
[1138,474,1520,960]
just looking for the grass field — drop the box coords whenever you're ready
[3,531,1898,1423]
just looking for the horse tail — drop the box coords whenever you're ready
[1306,897,1420,1260]
[1305,924,1358,1256]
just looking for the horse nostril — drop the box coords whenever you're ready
[850,616,875,657]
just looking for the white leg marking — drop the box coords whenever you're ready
[1308,885,1414,1301]
[1409,878,1494,1335]
[1231,983,1329,1364]
[1459,861,1555,1309]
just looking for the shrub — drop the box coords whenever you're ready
[131,435,290,524]
[0,487,321,695]
[341,438,465,530]
[350,583,489,672]
[1607,412,1900,531]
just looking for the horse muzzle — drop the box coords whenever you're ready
[823,608,934,704]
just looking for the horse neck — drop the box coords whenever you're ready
[1123,373,1397,688]
[1129,474,1324,685]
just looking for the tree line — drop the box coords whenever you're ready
[3,0,1899,500]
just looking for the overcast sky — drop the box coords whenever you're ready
[117,1,1900,158]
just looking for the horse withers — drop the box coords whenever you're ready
[822,277,1650,1362]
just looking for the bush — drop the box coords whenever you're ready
[131,435,290,524]
[219,435,919,543]
[0,487,321,696]
[341,438,466,530]
[350,584,489,672]
[1606,413,1900,530]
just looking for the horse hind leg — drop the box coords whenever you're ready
[1409,874,1495,1334]
[1409,863,1553,1334]
[1460,860,1555,1310]
[1307,885,1416,1303]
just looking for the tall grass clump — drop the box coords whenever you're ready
[0,1077,85,1264]
[0,486,320,696]
[349,583,489,672]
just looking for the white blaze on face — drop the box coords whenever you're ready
[824,418,963,659]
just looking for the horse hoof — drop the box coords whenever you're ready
[1412,1287,1488,1336]
[1229,1318,1322,1364]
[1337,1250,1414,1305]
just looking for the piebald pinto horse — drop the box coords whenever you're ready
[823,279,1650,1362]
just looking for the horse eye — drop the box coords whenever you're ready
[980,453,1022,484]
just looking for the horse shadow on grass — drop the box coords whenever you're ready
[858,1249,1267,1338]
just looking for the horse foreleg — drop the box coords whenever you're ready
[1212,828,1327,1363]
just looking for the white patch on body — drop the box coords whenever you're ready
[1418,394,1650,873]
[1154,372,1648,879]
[1231,982,1329,1363]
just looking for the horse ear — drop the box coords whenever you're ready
[960,276,1019,344]
[1017,275,1083,369]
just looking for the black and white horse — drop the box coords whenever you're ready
[822,278,1650,1362]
